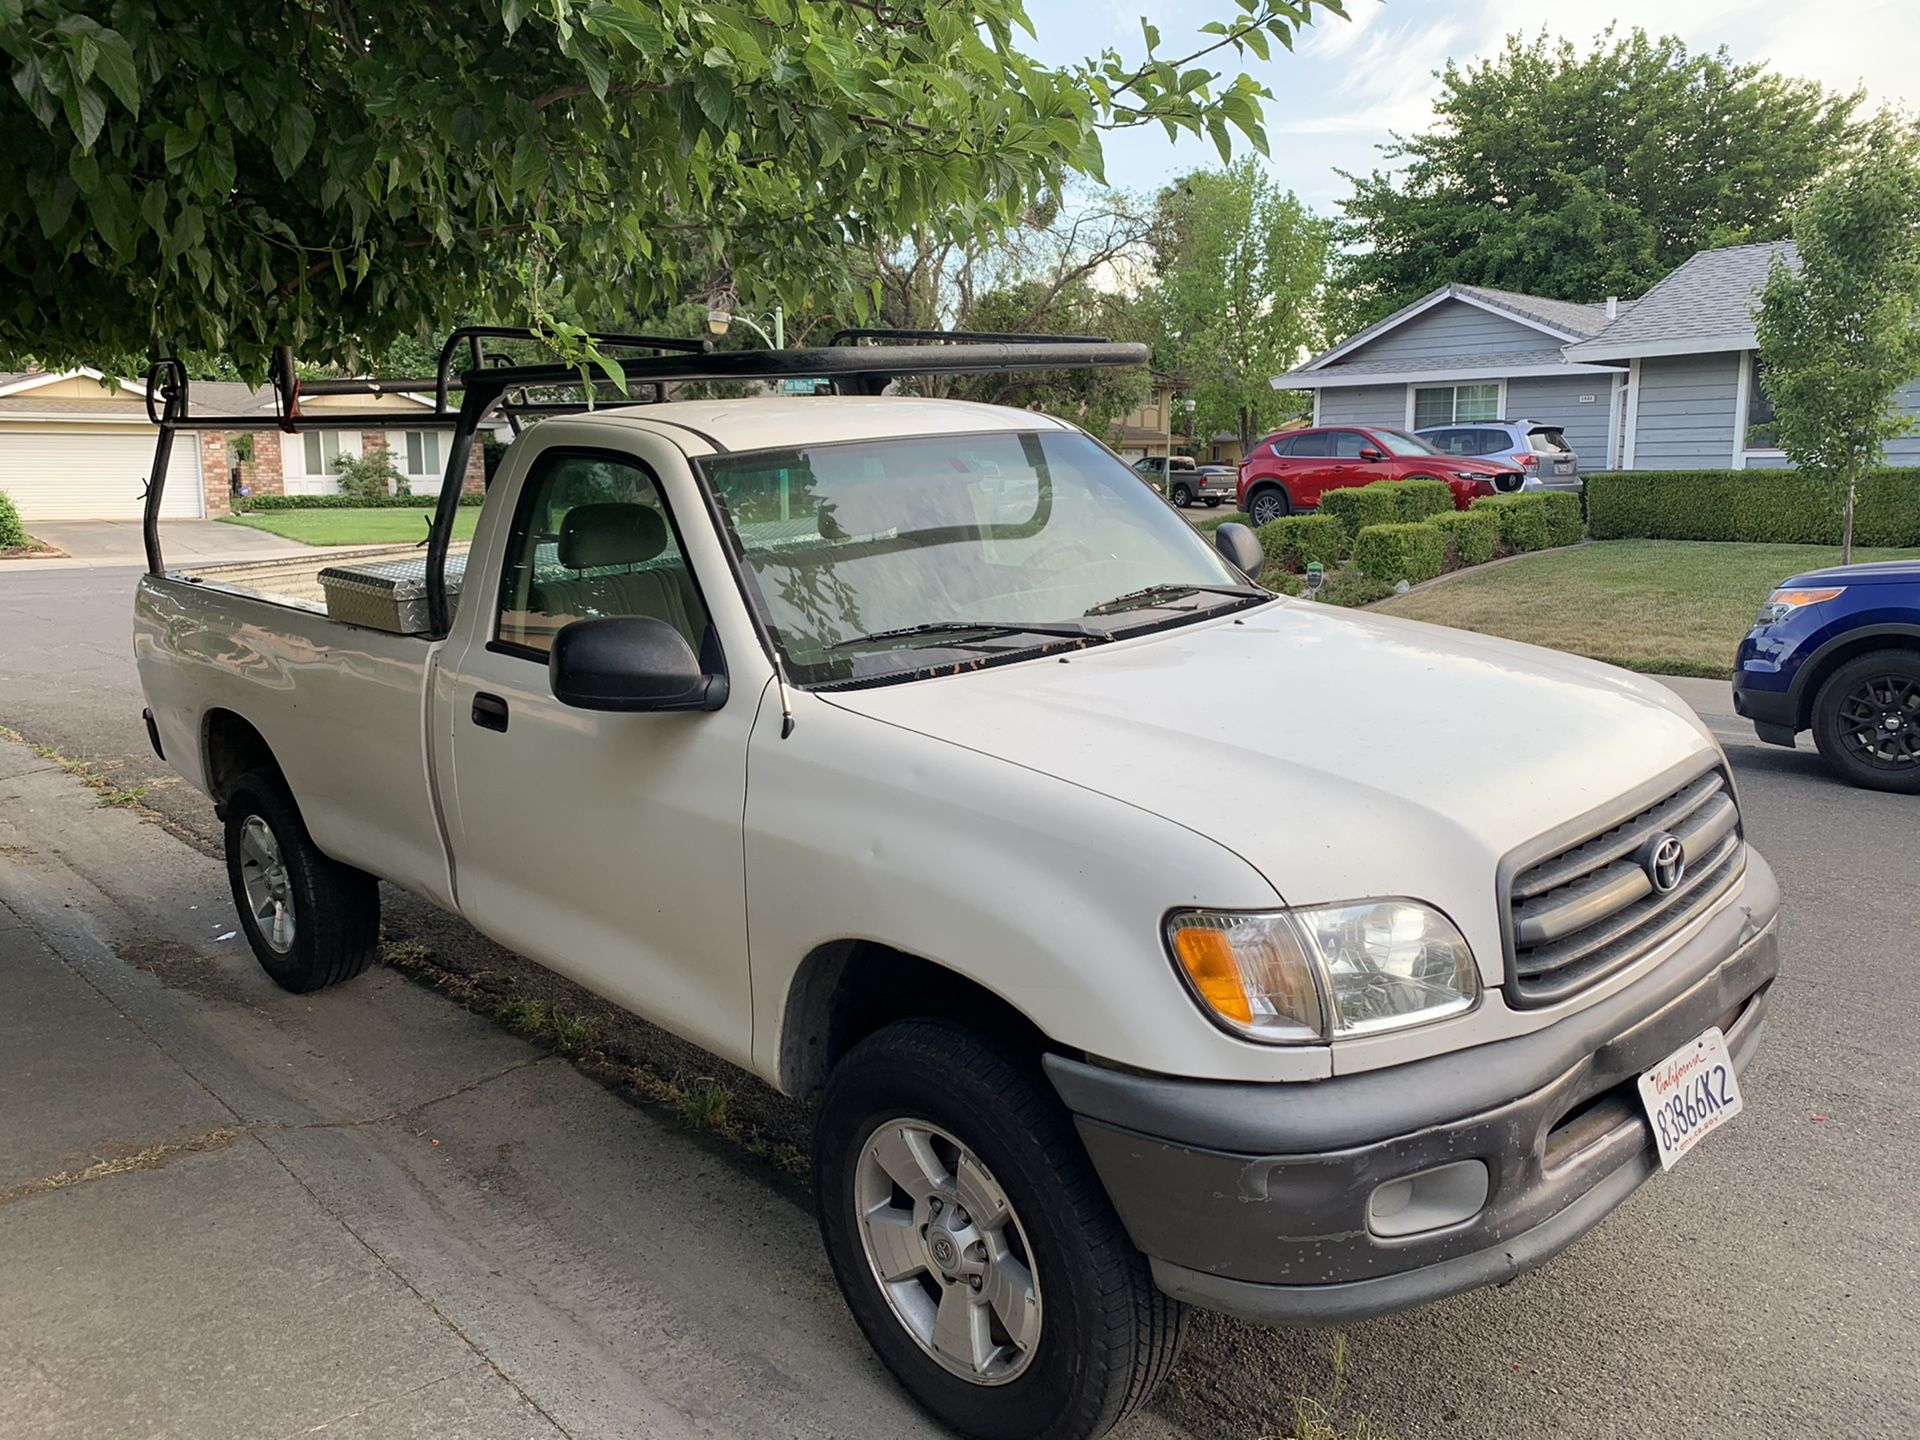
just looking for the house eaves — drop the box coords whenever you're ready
[1273,350,1623,390]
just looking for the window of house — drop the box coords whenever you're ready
[405,431,442,474]
[1745,358,1779,450]
[302,431,345,474]
[1412,383,1500,429]
[494,452,712,661]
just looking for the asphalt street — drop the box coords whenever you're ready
[2,556,1916,1439]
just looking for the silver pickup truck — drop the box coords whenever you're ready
[132,330,1778,1440]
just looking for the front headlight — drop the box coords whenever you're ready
[1167,901,1479,1044]
[1755,585,1844,626]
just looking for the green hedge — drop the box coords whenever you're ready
[1585,469,1920,546]
[0,489,25,549]
[1470,494,1553,553]
[235,492,484,512]
[1352,522,1448,584]
[1390,479,1456,523]
[1429,509,1500,567]
[1318,483,1402,537]
[1255,514,1347,572]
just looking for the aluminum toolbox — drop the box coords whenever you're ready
[317,551,469,635]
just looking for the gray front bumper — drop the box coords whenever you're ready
[1046,854,1780,1326]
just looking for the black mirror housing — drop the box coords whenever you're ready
[1213,522,1265,580]
[549,616,728,713]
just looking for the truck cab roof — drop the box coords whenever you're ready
[578,394,1075,457]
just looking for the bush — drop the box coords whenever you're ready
[332,448,409,501]
[1539,490,1584,547]
[0,489,26,549]
[1256,514,1347,572]
[1352,522,1448,584]
[1470,494,1552,553]
[1318,482,1402,537]
[234,492,484,512]
[1320,565,1396,607]
[1585,468,1920,546]
[1429,509,1500,567]
[1390,478,1456,523]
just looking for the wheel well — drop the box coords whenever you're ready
[778,941,1053,1100]
[203,709,282,815]
[1796,635,1920,728]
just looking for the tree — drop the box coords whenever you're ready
[1333,28,1863,327]
[0,0,1344,379]
[1756,133,1920,563]
[1151,158,1330,448]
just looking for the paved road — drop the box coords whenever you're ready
[2,561,1916,1440]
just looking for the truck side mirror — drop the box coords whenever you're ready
[1213,522,1265,580]
[549,616,729,713]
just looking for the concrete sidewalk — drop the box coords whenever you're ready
[0,739,986,1440]
[14,519,321,570]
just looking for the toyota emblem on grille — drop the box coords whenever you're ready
[1643,834,1686,893]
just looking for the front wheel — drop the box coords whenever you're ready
[1204,497,1223,508]
[1810,649,1920,793]
[224,771,380,991]
[815,1020,1185,1440]
[1246,486,1290,526]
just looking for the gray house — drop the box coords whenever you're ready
[1274,241,1920,471]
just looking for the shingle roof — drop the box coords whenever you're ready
[1565,241,1797,361]
[1452,286,1618,339]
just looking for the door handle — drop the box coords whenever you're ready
[471,692,509,733]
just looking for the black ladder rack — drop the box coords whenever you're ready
[140,325,1147,635]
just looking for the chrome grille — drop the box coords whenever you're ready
[1505,769,1744,1006]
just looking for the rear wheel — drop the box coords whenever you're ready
[1810,649,1920,793]
[1170,482,1193,508]
[1246,486,1290,526]
[224,771,380,991]
[815,1020,1185,1440]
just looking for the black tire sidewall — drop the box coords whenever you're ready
[223,774,371,991]
[1811,650,1920,794]
[815,1023,1144,1440]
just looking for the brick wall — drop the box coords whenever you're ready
[462,438,486,494]
[198,431,232,517]
[249,430,285,496]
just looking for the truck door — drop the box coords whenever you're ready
[436,440,760,1069]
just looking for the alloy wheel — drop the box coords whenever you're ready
[1837,673,1920,771]
[853,1118,1043,1386]
[238,814,296,953]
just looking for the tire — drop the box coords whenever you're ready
[223,770,380,991]
[1246,486,1290,526]
[1204,497,1223,508]
[815,1020,1185,1440]
[1809,649,1920,794]
[1170,483,1193,508]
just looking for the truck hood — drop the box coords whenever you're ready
[820,599,1718,976]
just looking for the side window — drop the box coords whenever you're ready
[1427,429,1468,455]
[1475,428,1514,454]
[494,451,712,660]
[1267,436,1295,457]
[1288,431,1330,458]
[1330,431,1369,459]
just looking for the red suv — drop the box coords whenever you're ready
[1237,424,1525,526]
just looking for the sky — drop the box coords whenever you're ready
[1020,0,1920,215]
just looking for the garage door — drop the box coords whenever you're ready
[0,427,204,521]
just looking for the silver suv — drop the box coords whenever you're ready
[1416,420,1581,492]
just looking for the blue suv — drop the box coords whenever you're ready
[1733,558,1920,792]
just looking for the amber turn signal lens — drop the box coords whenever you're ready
[1169,926,1253,1025]
[1771,587,1845,607]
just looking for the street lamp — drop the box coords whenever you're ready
[705,296,785,349]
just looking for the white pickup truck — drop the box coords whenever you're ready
[135,335,1779,1440]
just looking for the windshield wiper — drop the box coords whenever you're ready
[825,619,1105,652]
[1082,582,1265,617]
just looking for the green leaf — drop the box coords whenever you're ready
[272,103,316,178]
[34,177,77,237]
[509,133,546,194]
[0,0,26,27]
[63,74,107,150]
[68,149,99,194]
[90,28,140,115]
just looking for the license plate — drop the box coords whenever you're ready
[1637,1027,1743,1170]
[1554,460,1573,474]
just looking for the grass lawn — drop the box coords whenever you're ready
[224,507,481,546]
[1373,539,1918,677]
[1188,508,1250,534]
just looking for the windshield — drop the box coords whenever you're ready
[702,430,1256,686]
[1374,428,1442,457]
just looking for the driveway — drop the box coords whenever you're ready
[20,518,317,569]
[2,562,1917,1439]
